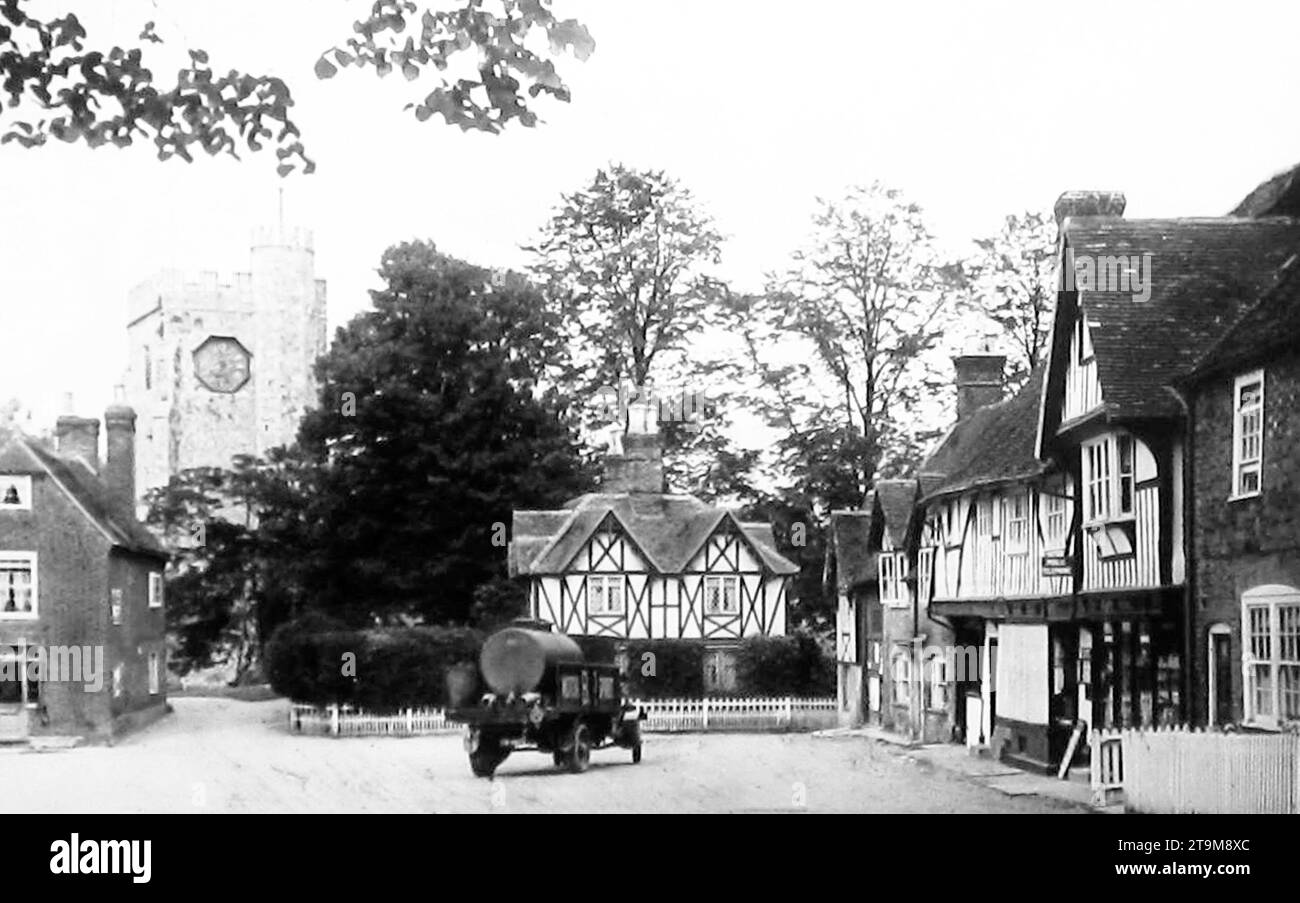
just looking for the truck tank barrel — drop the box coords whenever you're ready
[480,627,584,695]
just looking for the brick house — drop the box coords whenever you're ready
[0,401,170,742]
[1178,256,1300,729]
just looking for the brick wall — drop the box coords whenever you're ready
[1190,349,1300,724]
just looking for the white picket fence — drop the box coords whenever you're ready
[1090,726,1300,813]
[635,696,838,732]
[287,697,838,737]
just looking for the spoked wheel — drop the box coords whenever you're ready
[567,722,592,773]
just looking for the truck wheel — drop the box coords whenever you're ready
[469,750,498,778]
[632,741,642,764]
[553,750,566,768]
[567,723,592,774]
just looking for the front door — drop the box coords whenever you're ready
[1210,630,1234,727]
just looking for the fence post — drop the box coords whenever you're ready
[702,697,709,731]
[785,697,793,729]
[406,709,413,734]
[330,704,340,737]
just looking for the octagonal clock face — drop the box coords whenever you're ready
[193,336,252,394]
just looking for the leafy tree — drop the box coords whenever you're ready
[723,183,965,514]
[290,240,594,625]
[1,0,592,173]
[527,164,724,401]
[968,209,1057,389]
[0,396,39,446]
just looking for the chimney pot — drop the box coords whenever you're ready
[1054,190,1127,228]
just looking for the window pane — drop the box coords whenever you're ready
[0,561,33,614]
[1254,664,1274,717]
[608,580,624,614]
[1281,665,1300,722]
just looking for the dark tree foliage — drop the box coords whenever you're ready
[1,0,592,173]
[733,631,835,697]
[291,240,594,625]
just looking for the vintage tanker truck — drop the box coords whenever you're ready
[447,621,645,777]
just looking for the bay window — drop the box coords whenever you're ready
[1243,586,1300,727]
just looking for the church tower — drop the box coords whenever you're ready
[124,225,327,509]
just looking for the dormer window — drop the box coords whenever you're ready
[0,476,31,511]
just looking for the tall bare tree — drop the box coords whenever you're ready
[968,209,1057,389]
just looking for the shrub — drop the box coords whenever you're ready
[265,613,484,711]
[734,630,835,697]
[623,639,705,699]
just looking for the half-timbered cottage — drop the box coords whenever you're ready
[917,366,1083,768]
[1033,191,1300,764]
[1178,254,1300,730]
[509,405,798,692]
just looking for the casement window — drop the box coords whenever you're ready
[917,548,934,605]
[878,553,906,606]
[703,575,739,616]
[0,475,31,511]
[148,572,164,609]
[110,588,123,626]
[1044,492,1068,548]
[928,654,948,711]
[1083,434,1137,523]
[0,553,36,618]
[944,500,961,547]
[892,648,912,705]
[1005,492,1028,553]
[586,575,626,616]
[1242,588,1300,727]
[148,651,161,695]
[0,644,40,706]
[1084,439,1112,522]
[975,497,998,538]
[1232,370,1264,498]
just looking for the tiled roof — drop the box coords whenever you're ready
[873,479,918,549]
[1064,217,1300,419]
[510,492,798,576]
[1186,254,1300,378]
[0,438,167,558]
[829,509,876,591]
[918,369,1046,501]
[1231,162,1300,218]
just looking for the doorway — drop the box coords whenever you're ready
[1208,624,1233,727]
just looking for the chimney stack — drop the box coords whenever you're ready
[1054,190,1127,228]
[953,346,1006,420]
[105,386,137,517]
[602,400,665,494]
[56,414,100,472]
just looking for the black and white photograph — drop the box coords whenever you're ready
[0,0,1296,882]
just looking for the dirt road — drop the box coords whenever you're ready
[0,699,1083,813]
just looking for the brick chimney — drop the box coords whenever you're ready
[603,400,665,493]
[1053,190,1127,227]
[56,414,100,472]
[953,348,1007,420]
[104,386,137,517]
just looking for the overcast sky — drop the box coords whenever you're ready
[3,0,1298,430]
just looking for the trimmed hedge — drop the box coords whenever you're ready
[733,631,836,697]
[265,614,484,711]
[622,639,705,699]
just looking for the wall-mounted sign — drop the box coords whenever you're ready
[1041,554,1073,577]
